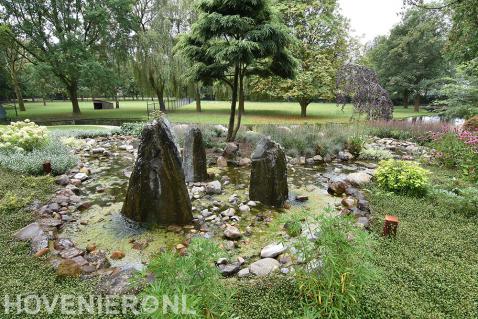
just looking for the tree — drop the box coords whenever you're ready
[336,64,394,120]
[0,26,27,111]
[133,0,193,112]
[0,0,134,114]
[367,6,448,112]
[177,0,296,141]
[252,0,349,117]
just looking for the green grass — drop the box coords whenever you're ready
[357,167,478,318]
[5,100,429,124]
[0,169,106,318]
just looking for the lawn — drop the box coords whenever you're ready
[5,100,429,125]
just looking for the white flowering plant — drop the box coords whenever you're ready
[0,119,49,152]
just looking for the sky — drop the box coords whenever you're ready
[339,0,404,44]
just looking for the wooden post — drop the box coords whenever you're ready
[43,161,52,175]
[383,215,399,237]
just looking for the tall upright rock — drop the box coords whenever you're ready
[121,118,192,225]
[249,137,288,207]
[182,127,208,182]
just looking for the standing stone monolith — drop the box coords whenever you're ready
[121,118,192,225]
[182,127,208,182]
[249,137,288,207]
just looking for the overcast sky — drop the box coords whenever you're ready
[339,0,404,44]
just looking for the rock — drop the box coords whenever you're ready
[85,250,111,269]
[14,223,43,241]
[218,262,241,276]
[299,157,306,165]
[249,137,288,208]
[206,180,222,195]
[55,175,70,186]
[224,225,242,240]
[97,269,141,295]
[338,151,354,161]
[239,205,250,213]
[295,195,308,202]
[34,247,50,257]
[92,147,106,154]
[313,155,323,162]
[249,258,280,276]
[327,180,349,196]
[53,238,75,251]
[86,243,97,252]
[238,268,251,278]
[201,209,213,218]
[217,156,228,167]
[60,247,83,259]
[57,259,82,277]
[223,143,239,160]
[110,251,125,260]
[79,167,91,174]
[239,158,251,167]
[247,201,257,207]
[260,243,287,258]
[356,217,370,228]
[221,208,236,217]
[74,173,88,181]
[346,172,372,187]
[213,125,228,137]
[182,127,208,182]
[121,118,192,225]
[341,197,356,209]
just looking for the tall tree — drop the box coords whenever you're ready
[177,0,297,141]
[367,6,448,112]
[0,0,134,114]
[0,25,27,111]
[252,0,349,117]
[133,0,193,112]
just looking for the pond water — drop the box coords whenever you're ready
[404,115,464,126]
[59,142,368,270]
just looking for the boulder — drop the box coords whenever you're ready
[260,243,287,258]
[224,225,242,240]
[249,137,288,208]
[217,156,228,167]
[249,258,280,276]
[182,127,208,182]
[218,262,241,277]
[206,180,222,194]
[223,142,239,160]
[346,172,372,187]
[327,180,348,196]
[121,118,192,225]
[338,151,354,161]
[57,259,82,277]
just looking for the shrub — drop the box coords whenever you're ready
[119,122,145,136]
[143,238,233,318]
[293,212,376,319]
[375,159,430,196]
[463,115,478,131]
[431,132,478,181]
[51,127,120,138]
[346,134,365,156]
[365,120,448,144]
[0,138,78,175]
[359,148,393,161]
[0,119,48,151]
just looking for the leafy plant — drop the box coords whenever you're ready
[293,212,376,319]
[0,119,48,151]
[463,115,478,131]
[359,148,393,161]
[143,238,234,318]
[0,138,78,175]
[375,159,430,196]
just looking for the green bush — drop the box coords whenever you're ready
[143,238,233,318]
[463,115,478,131]
[51,127,120,138]
[375,159,430,195]
[120,122,146,136]
[358,148,393,161]
[0,119,49,151]
[0,138,78,175]
[293,212,376,319]
[431,132,478,181]
[346,134,365,156]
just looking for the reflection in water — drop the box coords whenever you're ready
[405,116,464,126]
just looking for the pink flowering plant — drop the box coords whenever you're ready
[430,126,478,181]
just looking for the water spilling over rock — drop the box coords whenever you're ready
[121,118,192,225]
[182,127,208,182]
[249,137,288,207]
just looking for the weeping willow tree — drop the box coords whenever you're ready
[336,64,394,120]
[133,0,193,111]
[177,0,297,141]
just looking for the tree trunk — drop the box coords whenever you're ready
[226,65,240,142]
[12,75,25,112]
[414,95,420,113]
[232,70,245,140]
[32,96,35,102]
[195,84,201,112]
[67,83,81,114]
[42,96,46,106]
[299,100,309,117]
[156,88,166,112]
[403,91,409,109]
[115,94,120,109]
